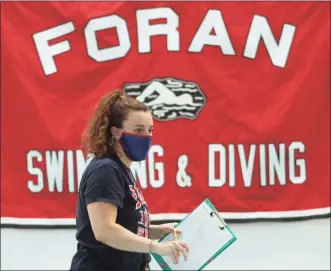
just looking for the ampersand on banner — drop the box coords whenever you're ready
[176,154,192,187]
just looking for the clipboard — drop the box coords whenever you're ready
[152,198,237,270]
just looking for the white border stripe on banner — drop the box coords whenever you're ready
[1,207,330,226]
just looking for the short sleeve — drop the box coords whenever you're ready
[84,165,125,208]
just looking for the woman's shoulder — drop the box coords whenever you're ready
[87,155,122,172]
[79,155,125,188]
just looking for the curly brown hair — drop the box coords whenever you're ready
[82,90,150,158]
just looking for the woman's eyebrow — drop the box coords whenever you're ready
[134,125,154,128]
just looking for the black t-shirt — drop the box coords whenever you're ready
[70,154,151,271]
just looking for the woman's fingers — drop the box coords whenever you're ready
[174,228,182,234]
[174,242,189,261]
[170,250,177,264]
[165,241,189,263]
[172,223,182,234]
[178,241,189,252]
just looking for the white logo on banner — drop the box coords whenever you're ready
[124,78,206,121]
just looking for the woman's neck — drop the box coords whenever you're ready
[118,154,132,168]
[114,146,132,168]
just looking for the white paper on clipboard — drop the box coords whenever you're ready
[155,199,237,270]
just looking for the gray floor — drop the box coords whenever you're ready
[1,218,330,270]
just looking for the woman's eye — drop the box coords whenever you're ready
[134,128,153,135]
[135,129,144,134]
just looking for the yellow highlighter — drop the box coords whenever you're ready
[174,228,178,240]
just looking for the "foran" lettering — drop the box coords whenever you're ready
[33,8,296,76]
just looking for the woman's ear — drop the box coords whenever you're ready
[110,127,122,140]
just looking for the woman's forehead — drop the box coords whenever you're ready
[124,111,153,127]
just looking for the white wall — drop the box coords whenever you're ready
[1,218,330,270]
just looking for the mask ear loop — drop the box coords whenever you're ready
[110,136,114,146]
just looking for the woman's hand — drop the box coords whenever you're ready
[151,240,189,264]
[150,223,181,240]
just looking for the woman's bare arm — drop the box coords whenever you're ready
[87,202,152,253]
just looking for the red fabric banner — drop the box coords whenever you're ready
[1,2,330,225]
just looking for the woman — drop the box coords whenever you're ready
[70,90,189,271]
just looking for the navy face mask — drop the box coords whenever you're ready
[119,132,152,161]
